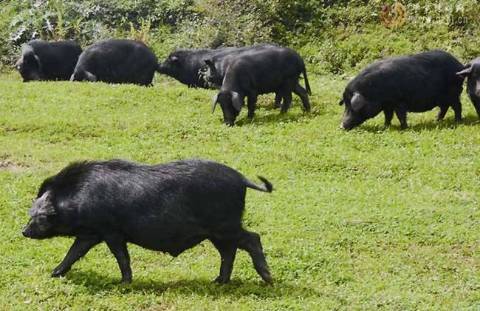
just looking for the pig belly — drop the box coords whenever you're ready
[126,224,208,257]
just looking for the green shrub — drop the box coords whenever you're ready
[1,0,479,74]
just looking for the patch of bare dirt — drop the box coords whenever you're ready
[0,159,27,172]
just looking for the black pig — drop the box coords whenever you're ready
[15,40,82,82]
[211,46,311,126]
[22,159,273,284]
[158,45,272,88]
[158,47,239,88]
[340,50,465,130]
[71,39,159,86]
[201,44,285,109]
[457,58,480,118]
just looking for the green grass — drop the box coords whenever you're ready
[0,71,479,310]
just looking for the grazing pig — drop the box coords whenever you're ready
[211,46,312,126]
[198,44,274,88]
[456,58,480,118]
[158,45,272,88]
[340,50,465,130]
[15,40,82,82]
[22,159,273,284]
[200,44,285,109]
[71,39,159,86]
[158,47,244,88]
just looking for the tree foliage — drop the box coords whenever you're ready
[1,0,479,72]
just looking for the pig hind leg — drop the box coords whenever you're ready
[280,80,296,113]
[52,236,101,278]
[211,238,238,284]
[274,93,282,109]
[384,109,394,126]
[437,105,449,121]
[293,83,311,112]
[139,69,155,87]
[395,107,408,129]
[451,99,462,122]
[247,94,258,119]
[280,92,293,114]
[238,230,272,284]
[443,87,463,121]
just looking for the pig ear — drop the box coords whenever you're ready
[23,50,42,70]
[211,93,219,113]
[231,91,243,112]
[34,54,42,72]
[14,57,23,70]
[456,65,472,78]
[84,71,97,82]
[352,92,381,117]
[351,92,364,108]
[29,192,55,217]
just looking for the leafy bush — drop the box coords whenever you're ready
[0,0,479,74]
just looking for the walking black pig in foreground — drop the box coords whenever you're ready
[22,159,273,284]
[70,39,159,86]
[340,50,465,130]
[15,40,82,82]
[456,58,480,118]
[211,46,311,126]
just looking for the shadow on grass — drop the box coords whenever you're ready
[358,115,480,133]
[235,108,322,127]
[66,269,320,298]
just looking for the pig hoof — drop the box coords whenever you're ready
[120,277,132,284]
[262,275,273,285]
[213,276,230,284]
[51,269,67,278]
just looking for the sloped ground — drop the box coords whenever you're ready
[0,73,478,310]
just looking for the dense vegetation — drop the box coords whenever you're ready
[1,0,480,73]
[0,1,479,309]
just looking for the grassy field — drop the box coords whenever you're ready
[0,71,479,310]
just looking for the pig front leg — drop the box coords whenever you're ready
[105,235,132,283]
[52,236,101,277]
[280,92,293,114]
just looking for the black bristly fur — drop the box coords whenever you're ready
[212,45,312,126]
[71,39,159,86]
[157,46,266,88]
[457,57,480,118]
[15,40,82,82]
[340,50,465,130]
[23,159,273,285]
